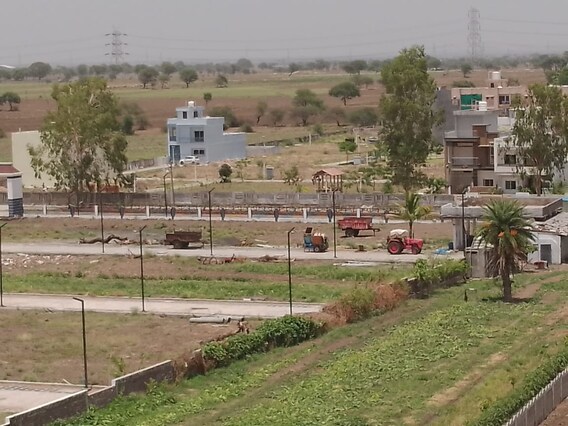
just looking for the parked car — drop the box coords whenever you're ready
[179,156,200,166]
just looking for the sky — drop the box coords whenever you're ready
[2,0,568,66]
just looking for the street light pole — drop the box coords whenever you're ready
[163,172,169,218]
[72,297,88,389]
[138,225,147,312]
[169,162,175,209]
[287,227,295,315]
[0,223,6,307]
[208,188,215,256]
[461,189,467,257]
[332,189,337,259]
[99,191,105,254]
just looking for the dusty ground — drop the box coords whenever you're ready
[0,310,242,385]
[1,216,454,248]
[542,395,568,425]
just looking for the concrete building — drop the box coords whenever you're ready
[11,130,55,188]
[0,163,24,217]
[166,101,246,164]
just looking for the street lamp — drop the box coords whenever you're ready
[72,297,89,389]
[461,188,467,257]
[163,171,170,218]
[208,188,215,256]
[169,162,176,211]
[332,189,337,259]
[99,191,105,254]
[287,227,295,315]
[0,222,6,307]
[138,225,147,312]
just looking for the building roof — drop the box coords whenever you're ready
[0,163,21,176]
[533,212,568,236]
[313,168,344,177]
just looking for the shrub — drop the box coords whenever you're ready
[470,340,568,426]
[202,316,323,367]
[312,123,324,136]
[239,123,254,133]
[209,106,240,129]
[452,80,476,88]
[409,259,469,298]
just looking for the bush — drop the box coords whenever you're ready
[239,123,254,133]
[470,340,568,426]
[312,123,324,136]
[347,107,379,127]
[202,316,323,367]
[452,80,476,88]
[121,115,135,135]
[409,259,469,298]
[209,106,240,129]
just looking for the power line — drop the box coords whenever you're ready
[105,29,128,64]
[467,7,483,62]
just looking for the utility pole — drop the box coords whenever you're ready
[105,29,129,64]
[467,8,483,63]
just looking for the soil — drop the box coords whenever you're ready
[0,310,242,386]
[541,397,568,426]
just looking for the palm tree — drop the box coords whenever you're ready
[476,199,534,302]
[396,192,432,238]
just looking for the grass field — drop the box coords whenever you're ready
[57,269,568,425]
[0,310,233,386]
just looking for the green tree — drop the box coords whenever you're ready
[288,63,301,76]
[76,64,88,77]
[138,67,158,89]
[348,107,378,127]
[119,101,149,132]
[327,106,346,126]
[476,199,535,302]
[461,63,473,78]
[28,61,52,80]
[179,68,198,87]
[256,101,268,124]
[342,60,367,75]
[291,105,321,126]
[1,92,21,111]
[218,163,232,183]
[158,73,170,89]
[329,81,361,106]
[293,89,324,109]
[380,46,443,192]
[352,74,374,88]
[160,61,177,76]
[395,192,432,238]
[90,64,108,76]
[235,58,253,73]
[215,74,229,88]
[269,108,285,126]
[29,78,127,197]
[338,138,357,162]
[283,165,301,186]
[203,92,212,105]
[512,84,568,196]
[209,106,240,129]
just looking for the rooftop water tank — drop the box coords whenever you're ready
[490,71,501,81]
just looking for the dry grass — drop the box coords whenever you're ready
[0,310,235,385]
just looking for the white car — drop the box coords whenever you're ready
[179,156,200,166]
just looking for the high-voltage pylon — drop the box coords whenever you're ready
[467,8,482,63]
[105,29,128,64]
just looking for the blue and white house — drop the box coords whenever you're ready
[166,101,246,164]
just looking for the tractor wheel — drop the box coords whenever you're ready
[345,228,355,237]
[387,240,403,254]
[411,245,422,255]
[353,230,360,237]
[314,245,321,252]
[172,240,183,249]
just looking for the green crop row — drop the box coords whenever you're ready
[202,316,324,367]
[469,338,568,426]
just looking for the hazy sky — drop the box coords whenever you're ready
[2,0,568,66]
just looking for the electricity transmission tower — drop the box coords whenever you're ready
[105,29,128,64]
[467,8,482,63]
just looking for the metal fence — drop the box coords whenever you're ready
[505,367,568,426]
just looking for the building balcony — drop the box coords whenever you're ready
[449,157,479,168]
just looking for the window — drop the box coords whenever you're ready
[193,149,205,155]
[169,126,177,141]
[483,179,494,187]
[182,111,187,119]
[193,111,199,118]
[490,149,494,165]
[505,180,517,190]
[499,95,511,105]
[504,154,516,165]
[194,130,204,142]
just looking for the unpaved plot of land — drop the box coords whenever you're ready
[542,397,568,426]
[0,310,241,386]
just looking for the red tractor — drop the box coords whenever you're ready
[386,229,423,255]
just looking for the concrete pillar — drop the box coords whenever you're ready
[197,207,202,218]
[453,218,465,251]
[43,204,47,215]
[145,205,150,217]
[303,208,308,222]
[94,204,99,216]
[7,175,24,217]
[248,208,252,219]
[356,208,361,218]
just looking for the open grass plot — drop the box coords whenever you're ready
[0,310,233,386]
[56,271,568,426]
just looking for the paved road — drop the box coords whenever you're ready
[2,294,323,319]
[2,241,456,263]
